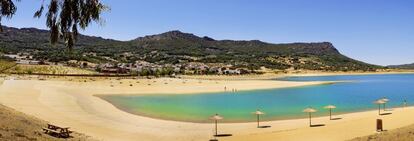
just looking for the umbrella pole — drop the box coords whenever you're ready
[257,114,260,128]
[383,103,386,111]
[329,109,332,120]
[378,104,381,115]
[215,120,218,136]
[309,112,312,127]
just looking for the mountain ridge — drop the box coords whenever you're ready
[388,63,414,69]
[0,26,381,71]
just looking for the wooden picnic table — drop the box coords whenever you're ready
[42,124,71,138]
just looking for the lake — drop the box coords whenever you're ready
[99,74,414,123]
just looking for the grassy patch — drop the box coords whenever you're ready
[0,60,17,73]
[4,65,97,75]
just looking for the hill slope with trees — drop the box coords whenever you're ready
[0,26,382,71]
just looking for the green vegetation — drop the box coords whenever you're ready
[388,63,414,69]
[0,59,16,73]
[0,0,18,32]
[0,26,382,71]
[3,65,97,75]
[1,0,107,49]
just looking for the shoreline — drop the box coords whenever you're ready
[0,73,413,141]
[182,71,414,80]
[94,80,339,96]
[97,93,410,124]
[94,81,345,124]
[281,71,414,77]
[2,70,414,81]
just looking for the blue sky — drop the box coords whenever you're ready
[3,0,414,66]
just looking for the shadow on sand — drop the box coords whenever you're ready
[331,117,342,120]
[258,125,272,128]
[214,134,233,137]
[310,124,326,127]
[380,113,392,116]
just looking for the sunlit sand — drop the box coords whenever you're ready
[0,75,413,141]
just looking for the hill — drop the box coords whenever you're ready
[387,63,414,69]
[0,26,381,71]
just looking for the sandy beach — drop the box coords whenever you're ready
[0,76,413,141]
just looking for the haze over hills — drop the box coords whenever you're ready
[0,26,381,72]
[387,63,414,69]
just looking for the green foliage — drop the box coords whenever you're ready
[33,0,108,49]
[0,26,383,71]
[0,0,19,32]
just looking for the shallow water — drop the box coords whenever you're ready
[100,74,414,123]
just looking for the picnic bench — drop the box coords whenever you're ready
[42,124,71,138]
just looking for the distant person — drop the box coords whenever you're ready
[403,99,407,108]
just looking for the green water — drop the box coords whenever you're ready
[99,74,414,123]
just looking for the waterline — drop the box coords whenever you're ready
[99,74,414,123]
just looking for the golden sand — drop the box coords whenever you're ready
[0,75,412,141]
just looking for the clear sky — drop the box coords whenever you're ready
[3,0,414,66]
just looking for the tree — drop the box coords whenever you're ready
[0,0,108,49]
[34,0,108,49]
[0,0,19,32]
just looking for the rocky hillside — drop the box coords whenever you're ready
[0,26,381,71]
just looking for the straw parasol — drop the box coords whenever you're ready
[209,114,223,136]
[374,99,386,115]
[324,105,337,120]
[252,109,265,128]
[303,107,317,127]
[380,97,389,111]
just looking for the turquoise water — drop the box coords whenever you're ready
[99,74,414,123]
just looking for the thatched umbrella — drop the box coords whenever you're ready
[324,105,337,120]
[209,114,223,136]
[374,100,386,115]
[252,109,265,128]
[303,107,317,127]
[380,97,389,111]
